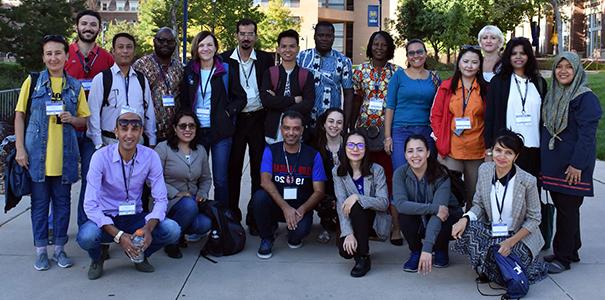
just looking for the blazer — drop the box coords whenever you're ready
[154,141,212,211]
[468,162,544,258]
[220,48,275,96]
[332,163,391,241]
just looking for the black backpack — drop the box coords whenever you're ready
[198,200,246,261]
[101,69,148,120]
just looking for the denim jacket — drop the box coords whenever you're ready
[25,70,81,183]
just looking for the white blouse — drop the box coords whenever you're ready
[506,73,541,148]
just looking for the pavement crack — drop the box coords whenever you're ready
[175,253,203,300]
[547,275,574,299]
[0,206,31,228]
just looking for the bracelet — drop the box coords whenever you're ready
[114,230,124,244]
[384,137,392,141]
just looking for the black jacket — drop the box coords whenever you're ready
[484,73,547,148]
[180,57,246,144]
[260,65,315,139]
[220,49,274,110]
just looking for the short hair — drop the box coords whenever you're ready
[112,32,136,49]
[155,27,177,39]
[42,35,69,53]
[76,10,101,26]
[236,18,257,33]
[191,31,219,61]
[478,25,504,49]
[315,21,335,33]
[281,110,304,124]
[277,29,299,46]
[493,129,524,156]
[366,31,395,61]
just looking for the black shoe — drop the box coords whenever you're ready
[390,238,404,246]
[134,258,155,273]
[547,259,570,274]
[164,244,183,259]
[101,244,110,261]
[475,273,490,283]
[350,255,371,277]
[544,254,580,263]
[87,260,104,280]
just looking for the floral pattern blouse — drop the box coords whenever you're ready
[352,62,401,128]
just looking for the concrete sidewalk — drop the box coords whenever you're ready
[1,160,604,300]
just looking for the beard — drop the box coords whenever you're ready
[78,30,99,43]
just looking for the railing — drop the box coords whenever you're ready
[0,88,20,122]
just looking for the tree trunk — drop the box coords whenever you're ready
[170,0,180,61]
[551,0,563,54]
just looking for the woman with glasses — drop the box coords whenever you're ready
[154,111,213,259]
[477,25,504,82]
[14,35,90,270]
[431,46,488,210]
[541,52,602,273]
[179,31,246,209]
[333,130,390,277]
[393,135,462,274]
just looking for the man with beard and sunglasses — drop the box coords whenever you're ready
[220,18,274,235]
[133,27,184,143]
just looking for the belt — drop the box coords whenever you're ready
[238,109,263,118]
[102,130,116,139]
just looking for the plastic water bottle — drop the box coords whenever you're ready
[130,229,145,263]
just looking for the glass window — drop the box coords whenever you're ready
[116,0,126,11]
[129,0,139,12]
[333,23,344,53]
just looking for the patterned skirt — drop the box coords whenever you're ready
[453,221,548,285]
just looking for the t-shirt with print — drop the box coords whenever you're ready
[260,142,327,202]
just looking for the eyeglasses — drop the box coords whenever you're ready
[346,142,365,150]
[238,32,255,37]
[177,123,196,130]
[117,118,143,129]
[461,44,481,50]
[406,49,425,57]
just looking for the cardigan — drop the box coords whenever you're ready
[332,163,391,240]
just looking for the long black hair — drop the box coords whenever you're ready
[404,134,444,183]
[167,111,201,151]
[313,108,345,160]
[500,37,539,83]
[336,130,373,178]
[449,46,488,99]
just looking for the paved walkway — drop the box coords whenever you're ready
[1,159,604,299]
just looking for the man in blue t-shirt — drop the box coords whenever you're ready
[253,111,326,259]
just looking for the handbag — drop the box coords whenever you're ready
[359,125,385,152]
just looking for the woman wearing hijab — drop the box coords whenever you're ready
[541,52,602,274]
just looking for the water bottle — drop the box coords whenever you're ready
[130,229,145,263]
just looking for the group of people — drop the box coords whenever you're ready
[12,10,601,293]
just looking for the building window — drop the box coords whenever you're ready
[116,0,126,11]
[320,0,345,10]
[587,12,602,58]
[333,23,344,53]
[345,22,353,58]
[129,0,139,12]
[99,0,109,11]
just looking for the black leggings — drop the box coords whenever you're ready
[551,191,583,267]
[337,202,375,259]
[399,208,462,252]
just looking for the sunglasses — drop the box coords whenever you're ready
[177,123,196,130]
[346,142,365,150]
[117,118,143,129]
[461,44,481,50]
[407,49,425,57]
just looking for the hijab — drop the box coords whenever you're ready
[542,52,592,150]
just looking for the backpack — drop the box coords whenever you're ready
[476,245,529,299]
[269,65,308,93]
[198,200,246,261]
[101,69,148,119]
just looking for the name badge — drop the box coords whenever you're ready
[120,105,137,115]
[162,95,175,107]
[80,79,93,91]
[368,97,383,111]
[196,108,210,118]
[454,117,472,130]
[118,202,136,216]
[491,223,509,237]
[284,187,298,200]
[515,114,532,125]
[45,101,63,116]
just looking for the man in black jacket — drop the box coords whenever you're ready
[221,19,274,234]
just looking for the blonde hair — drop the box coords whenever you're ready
[478,25,504,50]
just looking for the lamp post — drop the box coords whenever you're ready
[211,0,216,34]
[378,0,382,31]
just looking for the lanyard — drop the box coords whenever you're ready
[461,78,475,116]
[152,54,173,92]
[76,47,99,74]
[48,75,66,101]
[237,49,255,89]
[120,151,137,202]
[123,68,131,106]
[514,75,529,113]
[283,143,301,177]
[200,64,215,102]
[493,170,512,223]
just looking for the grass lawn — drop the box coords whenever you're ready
[586,72,605,160]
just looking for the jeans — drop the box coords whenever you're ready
[391,125,435,171]
[76,214,180,262]
[252,189,313,242]
[200,134,232,208]
[31,176,71,247]
[77,132,96,226]
[167,196,212,240]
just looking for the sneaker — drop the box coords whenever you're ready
[433,250,449,268]
[257,239,273,259]
[87,260,104,280]
[52,251,73,268]
[287,238,303,249]
[403,251,421,272]
[134,258,155,273]
[34,253,50,271]
[316,230,331,244]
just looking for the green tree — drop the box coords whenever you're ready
[137,0,183,55]
[0,0,86,71]
[100,20,147,58]
[257,0,301,50]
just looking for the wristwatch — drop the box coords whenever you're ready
[114,230,124,244]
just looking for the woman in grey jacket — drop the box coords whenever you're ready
[393,135,462,274]
[333,130,390,278]
[154,111,213,258]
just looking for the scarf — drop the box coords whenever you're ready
[542,52,592,150]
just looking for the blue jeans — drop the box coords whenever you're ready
[252,189,313,242]
[200,136,232,208]
[167,196,212,240]
[31,176,71,247]
[76,214,180,262]
[391,125,435,171]
[77,132,96,226]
